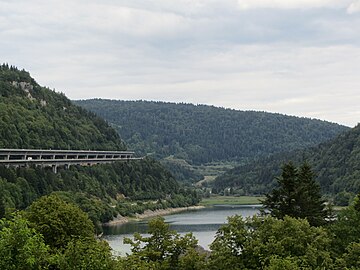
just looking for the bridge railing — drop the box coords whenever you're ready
[0,149,141,173]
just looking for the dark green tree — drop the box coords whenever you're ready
[0,194,5,219]
[296,162,327,226]
[262,162,327,226]
[262,162,299,219]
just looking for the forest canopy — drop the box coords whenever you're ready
[214,123,360,201]
[75,99,348,165]
[0,65,200,225]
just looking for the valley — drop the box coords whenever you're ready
[1,64,360,269]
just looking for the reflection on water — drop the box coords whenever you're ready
[102,204,261,255]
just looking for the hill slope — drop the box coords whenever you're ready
[0,65,198,223]
[0,65,125,150]
[213,123,360,198]
[75,99,349,169]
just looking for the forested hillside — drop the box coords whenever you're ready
[0,65,125,150]
[75,99,348,165]
[0,65,199,224]
[214,123,360,202]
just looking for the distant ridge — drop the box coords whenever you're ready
[75,99,349,165]
[213,123,360,199]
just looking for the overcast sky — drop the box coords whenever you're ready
[1,0,359,127]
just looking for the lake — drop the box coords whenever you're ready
[102,204,261,255]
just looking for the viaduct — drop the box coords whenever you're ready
[0,149,141,173]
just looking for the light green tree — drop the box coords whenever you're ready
[209,215,334,270]
[120,217,205,270]
[0,214,50,270]
[330,194,360,255]
[264,256,301,270]
[59,237,117,270]
[25,194,94,249]
[340,242,360,269]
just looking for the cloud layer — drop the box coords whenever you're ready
[0,0,359,126]
[237,0,352,10]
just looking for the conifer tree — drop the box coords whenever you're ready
[297,162,327,226]
[262,162,299,219]
[262,161,327,226]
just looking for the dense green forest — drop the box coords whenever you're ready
[2,64,360,269]
[0,65,125,150]
[0,64,200,225]
[0,159,199,228]
[214,123,360,203]
[75,99,349,183]
[75,99,348,165]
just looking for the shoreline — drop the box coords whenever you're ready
[103,205,205,226]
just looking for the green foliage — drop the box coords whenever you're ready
[53,191,115,223]
[215,124,360,197]
[209,215,333,270]
[0,158,200,224]
[177,247,208,270]
[264,256,301,270]
[0,65,125,150]
[0,196,5,218]
[0,198,120,270]
[59,237,117,270]
[262,162,328,226]
[0,65,202,225]
[339,242,360,269]
[208,215,248,270]
[75,99,347,165]
[334,191,354,206]
[160,158,203,183]
[121,217,205,270]
[0,214,50,270]
[25,194,94,249]
[1,195,356,270]
[329,194,360,255]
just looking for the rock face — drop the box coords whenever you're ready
[12,81,34,91]
[12,81,35,101]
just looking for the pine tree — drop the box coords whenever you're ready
[262,162,299,219]
[262,161,327,226]
[297,162,327,226]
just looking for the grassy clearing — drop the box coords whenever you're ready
[193,161,239,178]
[200,195,264,206]
[195,175,217,187]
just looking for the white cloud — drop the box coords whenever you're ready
[347,0,360,13]
[237,0,351,10]
[38,43,358,127]
[1,0,360,127]
[76,4,191,38]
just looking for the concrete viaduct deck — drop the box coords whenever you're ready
[0,149,141,173]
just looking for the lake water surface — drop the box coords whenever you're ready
[103,204,260,255]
